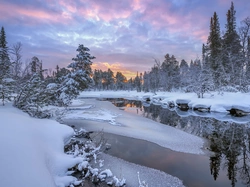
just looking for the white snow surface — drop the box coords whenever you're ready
[0,104,82,187]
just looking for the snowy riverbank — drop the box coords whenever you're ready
[80,90,250,114]
[0,104,82,187]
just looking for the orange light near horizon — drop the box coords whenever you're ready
[92,62,137,79]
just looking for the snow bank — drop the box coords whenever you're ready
[155,92,250,113]
[0,104,82,187]
[80,90,250,114]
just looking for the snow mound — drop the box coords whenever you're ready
[0,104,82,187]
[176,99,191,104]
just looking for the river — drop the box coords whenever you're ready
[65,98,250,187]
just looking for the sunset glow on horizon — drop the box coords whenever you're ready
[0,0,249,77]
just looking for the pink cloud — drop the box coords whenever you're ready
[59,0,77,13]
[79,1,132,22]
[0,1,72,25]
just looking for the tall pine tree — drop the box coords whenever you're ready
[0,26,14,105]
[161,54,180,91]
[246,37,250,82]
[58,44,95,106]
[207,12,223,88]
[222,2,243,87]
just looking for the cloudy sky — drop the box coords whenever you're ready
[0,0,249,78]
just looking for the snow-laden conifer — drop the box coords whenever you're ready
[0,26,14,105]
[58,44,95,106]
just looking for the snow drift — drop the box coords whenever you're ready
[0,104,82,187]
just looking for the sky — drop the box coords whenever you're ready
[0,0,249,78]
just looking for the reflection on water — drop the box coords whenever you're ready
[106,98,250,187]
[99,133,231,187]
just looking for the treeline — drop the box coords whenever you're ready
[142,2,250,97]
[92,69,142,91]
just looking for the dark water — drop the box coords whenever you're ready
[100,98,250,187]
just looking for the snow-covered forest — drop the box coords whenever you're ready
[1,1,250,187]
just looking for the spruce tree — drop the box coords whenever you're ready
[222,2,243,86]
[189,59,202,97]
[161,54,180,91]
[58,44,95,106]
[93,69,103,90]
[67,44,95,90]
[179,59,189,89]
[143,71,150,92]
[14,73,46,116]
[199,56,214,98]
[0,26,14,105]
[246,37,250,82]
[115,72,127,90]
[207,12,222,88]
[134,72,142,92]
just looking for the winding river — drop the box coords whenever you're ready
[66,98,250,187]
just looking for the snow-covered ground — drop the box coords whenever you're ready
[0,103,83,187]
[2,90,249,187]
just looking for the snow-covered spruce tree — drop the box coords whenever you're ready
[93,69,103,90]
[221,2,243,87]
[102,69,115,90]
[134,72,142,92]
[246,37,250,84]
[179,59,190,91]
[239,17,250,62]
[31,56,44,80]
[0,26,14,105]
[58,44,95,106]
[207,12,224,89]
[14,73,48,117]
[143,71,150,92]
[115,71,127,90]
[160,54,180,91]
[239,17,250,88]
[198,56,215,98]
[188,59,202,97]
[149,65,160,93]
[126,77,133,91]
